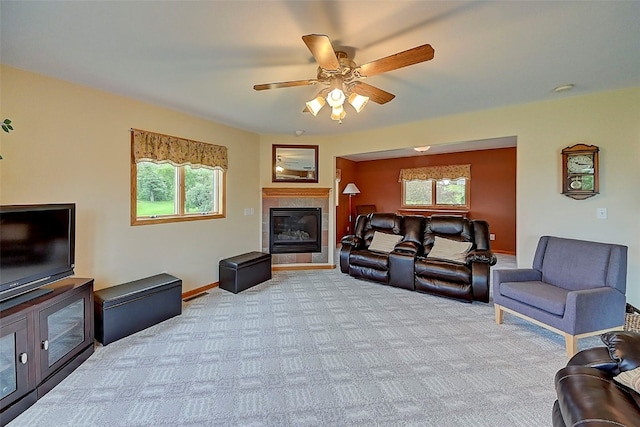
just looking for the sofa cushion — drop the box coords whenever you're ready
[349,249,389,270]
[429,216,465,235]
[368,231,402,253]
[368,213,402,234]
[426,236,472,263]
[540,237,612,291]
[601,331,640,372]
[614,367,640,394]
[500,281,568,316]
[415,258,471,284]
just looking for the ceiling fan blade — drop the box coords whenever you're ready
[302,34,340,71]
[351,82,395,104]
[357,44,435,77]
[253,79,318,91]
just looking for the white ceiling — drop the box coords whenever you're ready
[2,1,639,140]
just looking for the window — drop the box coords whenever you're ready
[131,129,227,225]
[399,164,470,209]
[402,178,469,208]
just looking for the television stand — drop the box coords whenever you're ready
[0,288,53,312]
[0,278,94,426]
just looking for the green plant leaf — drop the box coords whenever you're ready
[2,125,8,133]
[3,119,11,125]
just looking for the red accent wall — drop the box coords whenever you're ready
[336,157,358,240]
[336,147,516,253]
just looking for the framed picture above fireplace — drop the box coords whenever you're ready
[272,144,318,183]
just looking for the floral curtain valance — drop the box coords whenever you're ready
[398,164,471,182]
[131,129,228,170]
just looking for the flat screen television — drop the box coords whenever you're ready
[0,203,76,306]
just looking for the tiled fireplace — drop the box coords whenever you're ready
[262,188,330,265]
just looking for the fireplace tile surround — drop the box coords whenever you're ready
[262,188,331,266]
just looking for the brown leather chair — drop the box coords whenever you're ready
[552,331,640,427]
[413,215,496,302]
[340,214,496,301]
[340,213,423,289]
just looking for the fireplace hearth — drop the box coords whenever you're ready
[269,207,321,254]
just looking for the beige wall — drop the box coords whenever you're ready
[3,65,638,306]
[260,87,640,306]
[1,65,262,293]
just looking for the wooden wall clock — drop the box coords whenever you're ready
[561,143,599,200]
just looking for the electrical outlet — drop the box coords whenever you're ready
[490,233,496,241]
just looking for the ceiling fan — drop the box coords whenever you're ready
[253,34,435,123]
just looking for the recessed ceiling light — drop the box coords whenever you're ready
[294,130,305,136]
[553,84,575,93]
[414,146,431,152]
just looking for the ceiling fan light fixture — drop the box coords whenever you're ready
[413,146,431,152]
[255,34,435,125]
[330,104,346,121]
[305,96,326,116]
[348,93,369,113]
[327,87,346,108]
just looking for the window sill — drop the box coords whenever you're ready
[397,208,469,217]
[131,213,225,226]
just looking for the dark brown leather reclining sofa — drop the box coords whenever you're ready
[339,213,497,303]
[553,331,640,427]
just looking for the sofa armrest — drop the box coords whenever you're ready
[393,240,420,256]
[567,347,619,374]
[600,331,640,372]
[466,249,497,265]
[564,287,626,336]
[493,268,541,284]
[389,252,416,291]
[339,244,352,274]
[340,235,363,248]
[555,365,640,427]
[471,262,491,303]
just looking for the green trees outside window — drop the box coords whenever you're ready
[403,178,468,208]
[134,161,224,223]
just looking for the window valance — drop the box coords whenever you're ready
[131,128,228,170]
[398,164,471,182]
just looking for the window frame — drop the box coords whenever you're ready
[130,161,226,226]
[401,178,470,210]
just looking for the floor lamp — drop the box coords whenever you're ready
[342,183,361,233]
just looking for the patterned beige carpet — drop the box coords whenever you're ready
[8,261,601,426]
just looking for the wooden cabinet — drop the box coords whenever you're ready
[0,315,34,414]
[0,278,94,425]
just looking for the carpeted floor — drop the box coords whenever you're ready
[8,258,601,426]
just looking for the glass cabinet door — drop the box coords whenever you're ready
[46,299,84,367]
[0,317,30,408]
[39,289,91,378]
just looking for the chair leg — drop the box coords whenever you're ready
[494,304,504,325]
[564,334,578,358]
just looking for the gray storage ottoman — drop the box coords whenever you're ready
[94,273,182,345]
[219,251,272,293]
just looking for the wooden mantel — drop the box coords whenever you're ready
[262,187,331,198]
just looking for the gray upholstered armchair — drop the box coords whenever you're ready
[493,236,628,357]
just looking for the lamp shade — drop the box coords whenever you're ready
[343,183,361,195]
[305,96,326,116]
[327,88,346,108]
[348,93,369,113]
[330,104,346,121]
